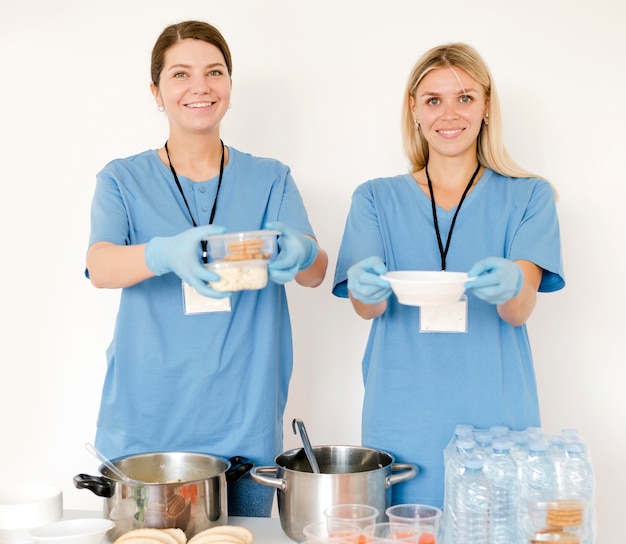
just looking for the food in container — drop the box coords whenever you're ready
[206,260,269,292]
[74,451,252,541]
[204,230,279,291]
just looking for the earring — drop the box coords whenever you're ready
[484,113,489,125]
[158,105,165,112]
[413,118,419,130]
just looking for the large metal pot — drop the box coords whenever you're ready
[250,445,418,542]
[74,451,252,541]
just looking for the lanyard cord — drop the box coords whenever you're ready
[425,162,480,270]
[164,139,225,263]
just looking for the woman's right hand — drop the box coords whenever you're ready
[145,225,232,298]
[347,256,392,305]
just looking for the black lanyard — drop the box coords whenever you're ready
[425,163,480,271]
[164,140,225,263]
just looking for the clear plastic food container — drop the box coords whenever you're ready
[204,230,280,291]
[527,500,587,544]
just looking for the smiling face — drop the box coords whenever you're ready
[410,66,488,163]
[151,38,232,136]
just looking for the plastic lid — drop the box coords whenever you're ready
[456,439,476,451]
[463,457,484,470]
[492,439,512,452]
[529,440,548,453]
[566,442,586,455]
[490,425,510,437]
[508,430,529,445]
[204,229,280,242]
[474,430,492,446]
[454,424,474,437]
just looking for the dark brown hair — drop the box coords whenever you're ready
[151,20,232,86]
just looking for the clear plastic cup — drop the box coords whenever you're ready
[302,520,362,543]
[385,504,442,544]
[324,504,379,530]
[362,521,421,543]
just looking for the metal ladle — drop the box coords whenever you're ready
[292,418,321,474]
[85,442,141,484]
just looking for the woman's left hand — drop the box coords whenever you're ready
[465,257,523,305]
[265,221,319,284]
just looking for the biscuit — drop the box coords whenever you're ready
[114,529,181,544]
[161,528,187,544]
[546,500,584,527]
[189,525,253,544]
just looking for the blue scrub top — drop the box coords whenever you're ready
[333,169,564,507]
[88,147,315,466]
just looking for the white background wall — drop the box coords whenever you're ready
[1,0,624,540]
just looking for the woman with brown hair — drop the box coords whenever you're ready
[86,20,327,516]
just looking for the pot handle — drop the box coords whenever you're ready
[226,456,254,484]
[249,466,287,492]
[73,473,114,498]
[386,462,419,488]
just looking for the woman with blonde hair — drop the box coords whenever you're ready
[332,42,564,507]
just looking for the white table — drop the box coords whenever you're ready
[64,511,293,544]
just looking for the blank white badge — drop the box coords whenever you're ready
[419,295,468,333]
[182,281,231,314]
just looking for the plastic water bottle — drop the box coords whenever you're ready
[508,430,529,471]
[526,426,545,442]
[473,429,493,459]
[455,457,491,544]
[560,442,595,543]
[484,439,518,544]
[548,435,567,490]
[443,439,476,544]
[519,440,559,541]
[443,424,474,467]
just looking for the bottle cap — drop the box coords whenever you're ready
[566,442,585,455]
[529,440,548,453]
[492,439,512,452]
[464,456,483,470]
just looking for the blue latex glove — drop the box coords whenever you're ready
[465,257,523,305]
[265,221,318,284]
[145,225,232,298]
[347,256,392,305]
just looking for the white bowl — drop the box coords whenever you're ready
[30,519,114,544]
[381,270,469,306]
[0,484,63,544]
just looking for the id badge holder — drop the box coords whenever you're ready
[419,295,468,333]
[182,281,231,315]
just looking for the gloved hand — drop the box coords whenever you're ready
[465,257,523,305]
[265,221,318,284]
[145,224,232,298]
[347,256,392,305]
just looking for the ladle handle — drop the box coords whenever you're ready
[85,442,135,483]
[292,418,321,474]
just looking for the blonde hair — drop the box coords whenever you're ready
[401,43,537,180]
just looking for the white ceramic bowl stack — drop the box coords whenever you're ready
[31,518,114,544]
[0,484,63,544]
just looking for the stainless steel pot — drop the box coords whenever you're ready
[250,445,418,542]
[74,451,252,541]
